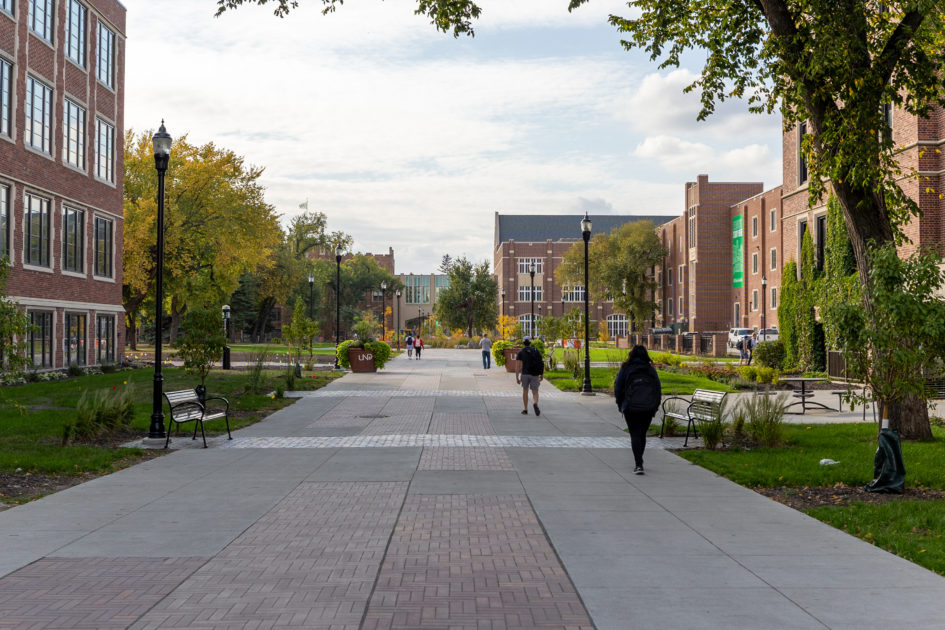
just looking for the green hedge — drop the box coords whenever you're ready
[335,340,392,370]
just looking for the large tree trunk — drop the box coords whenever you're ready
[252,297,275,342]
[888,394,932,439]
[169,296,181,344]
[128,312,137,351]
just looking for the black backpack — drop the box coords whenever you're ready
[519,347,543,375]
[624,369,661,413]
[736,338,744,350]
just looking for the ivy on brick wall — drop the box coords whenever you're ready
[778,261,800,369]
[797,230,826,372]
[821,196,860,354]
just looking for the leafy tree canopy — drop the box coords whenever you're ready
[433,257,498,337]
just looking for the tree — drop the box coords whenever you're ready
[123,131,283,347]
[556,220,666,331]
[0,261,33,379]
[313,254,399,340]
[173,306,227,388]
[282,298,319,364]
[437,254,453,274]
[433,257,498,337]
[496,315,516,340]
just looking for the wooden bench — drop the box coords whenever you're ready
[659,389,727,447]
[163,389,231,449]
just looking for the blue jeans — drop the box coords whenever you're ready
[482,349,491,368]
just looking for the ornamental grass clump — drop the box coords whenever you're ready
[743,392,790,447]
[697,397,728,450]
[62,386,136,445]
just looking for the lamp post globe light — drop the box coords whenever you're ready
[529,264,536,338]
[761,275,767,341]
[580,213,594,396]
[222,304,231,370]
[148,122,172,440]
[308,273,315,319]
[395,289,401,350]
[380,281,387,341]
[334,245,343,369]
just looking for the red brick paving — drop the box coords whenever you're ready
[428,413,495,435]
[418,448,514,471]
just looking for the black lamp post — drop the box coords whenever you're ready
[501,287,506,317]
[529,264,535,338]
[148,122,171,440]
[380,281,387,341]
[222,304,231,370]
[334,245,343,369]
[395,289,401,349]
[537,304,542,339]
[761,275,767,340]
[308,273,315,319]
[581,213,594,396]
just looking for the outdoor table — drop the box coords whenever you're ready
[779,377,836,414]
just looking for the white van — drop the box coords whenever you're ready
[728,328,753,348]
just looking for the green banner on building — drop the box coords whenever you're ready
[732,215,743,288]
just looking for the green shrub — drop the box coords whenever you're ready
[742,393,789,447]
[364,340,392,369]
[284,367,296,391]
[100,363,118,374]
[246,347,269,394]
[335,339,361,369]
[492,340,513,366]
[530,338,548,358]
[754,366,779,384]
[62,386,136,445]
[753,340,786,370]
[67,363,85,377]
[650,351,683,366]
[275,382,285,398]
[562,349,582,378]
[737,366,757,381]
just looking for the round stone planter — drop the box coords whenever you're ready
[503,347,522,373]
[347,348,377,373]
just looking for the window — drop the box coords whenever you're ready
[95,314,115,364]
[63,99,86,168]
[518,285,542,302]
[751,290,759,311]
[561,285,585,302]
[733,303,740,325]
[687,208,696,247]
[798,121,808,184]
[607,314,627,338]
[752,216,758,238]
[0,57,10,138]
[28,310,53,367]
[66,0,86,67]
[667,298,673,316]
[0,184,7,260]
[26,76,53,154]
[434,275,449,298]
[95,118,115,182]
[63,207,84,272]
[94,216,113,275]
[815,214,827,271]
[771,287,778,309]
[517,258,542,274]
[770,208,777,231]
[751,252,758,274]
[678,297,685,315]
[0,0,12,14]
[404,275,429,304]
[65,313,87,366]
[678,265,684,285]
[667,268,673,286]
[28,0,53,42]
[882,103,893,136]
[97,22,115,89]
[24,193,50,267]
[518,314,539,338]
[770,248,777,270]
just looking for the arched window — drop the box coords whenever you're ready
[607,314,628,338]
[518,314,540,338]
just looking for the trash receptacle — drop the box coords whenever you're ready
[865,420,905,494]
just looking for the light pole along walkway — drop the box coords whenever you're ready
[0,349,943,629]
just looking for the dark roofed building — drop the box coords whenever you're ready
[493,212,674,340]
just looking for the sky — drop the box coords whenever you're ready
[123,0,783,274]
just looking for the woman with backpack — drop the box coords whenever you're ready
[413,335,424,360]
[614,345,662,475]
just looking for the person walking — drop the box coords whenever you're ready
[515,338,544,415]
[480,333,493,369]
[413,335,424,360]
[614,345,662,475]
[405,333,414,358]
[737,335,750,365]
[747,332,758,366]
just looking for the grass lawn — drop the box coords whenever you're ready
[545,367,735,395]
[0,366,341,477]
[679,422,945,575]
[551,347,737,364]
[129,343,338,356]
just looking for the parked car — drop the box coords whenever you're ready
[757,328,779,342]
[728,328,753,348]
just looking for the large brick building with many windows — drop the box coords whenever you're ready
[1,0,125,368]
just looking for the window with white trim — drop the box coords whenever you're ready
[678,264,684,285]
[667,298,673,316]
[607,314,627,338]
[770,248,777,270]
[0,0,12,15]
[798,121,809,184]
[0,57,11,138]
[518,314,540,338]
[28,0,53,42]
[66,0,87,67]
[517,258,542,274]
[63,99,86,168]
[751,289,758,311]
[687,207,696,247]
[28,310,53,367]
[561,285,584,302]
[97,21,115,89]
[95,314,115,364]
[65,312,87,366]
[93,216,113,277]
[678,297,685,315]
[518,285,542,302]
[770,208,777,231]
[0,184,8,260]
[63,206,84,272]
[667,268,673,286]
[24,193,50,267]
[751,216,758,238]
[771,287,778,309]
[95,117,114,182]
[26,76,53,154]
[752,252,758,274]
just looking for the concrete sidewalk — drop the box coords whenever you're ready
[1,349,943,629]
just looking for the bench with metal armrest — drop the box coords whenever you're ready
[163,389,231,449]
[659,389,728,447]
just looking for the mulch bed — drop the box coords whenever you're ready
[758,485,945,510]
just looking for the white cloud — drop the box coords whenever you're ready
[633,135,778,185]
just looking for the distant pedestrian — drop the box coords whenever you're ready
[737,335,749,365]
[480,333,493,369]
[614,345,662,475]
[515,338,544,415]
[405,333,414,358]
[413,335,424,360]
[747,332,758,366]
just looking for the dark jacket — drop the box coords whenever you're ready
[614,357,660,415]
[515,346,544,376]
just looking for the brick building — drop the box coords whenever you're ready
[393,272,449,336]
[731,185,784,331]
[1,0,126,368]
[494,213,673,338]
